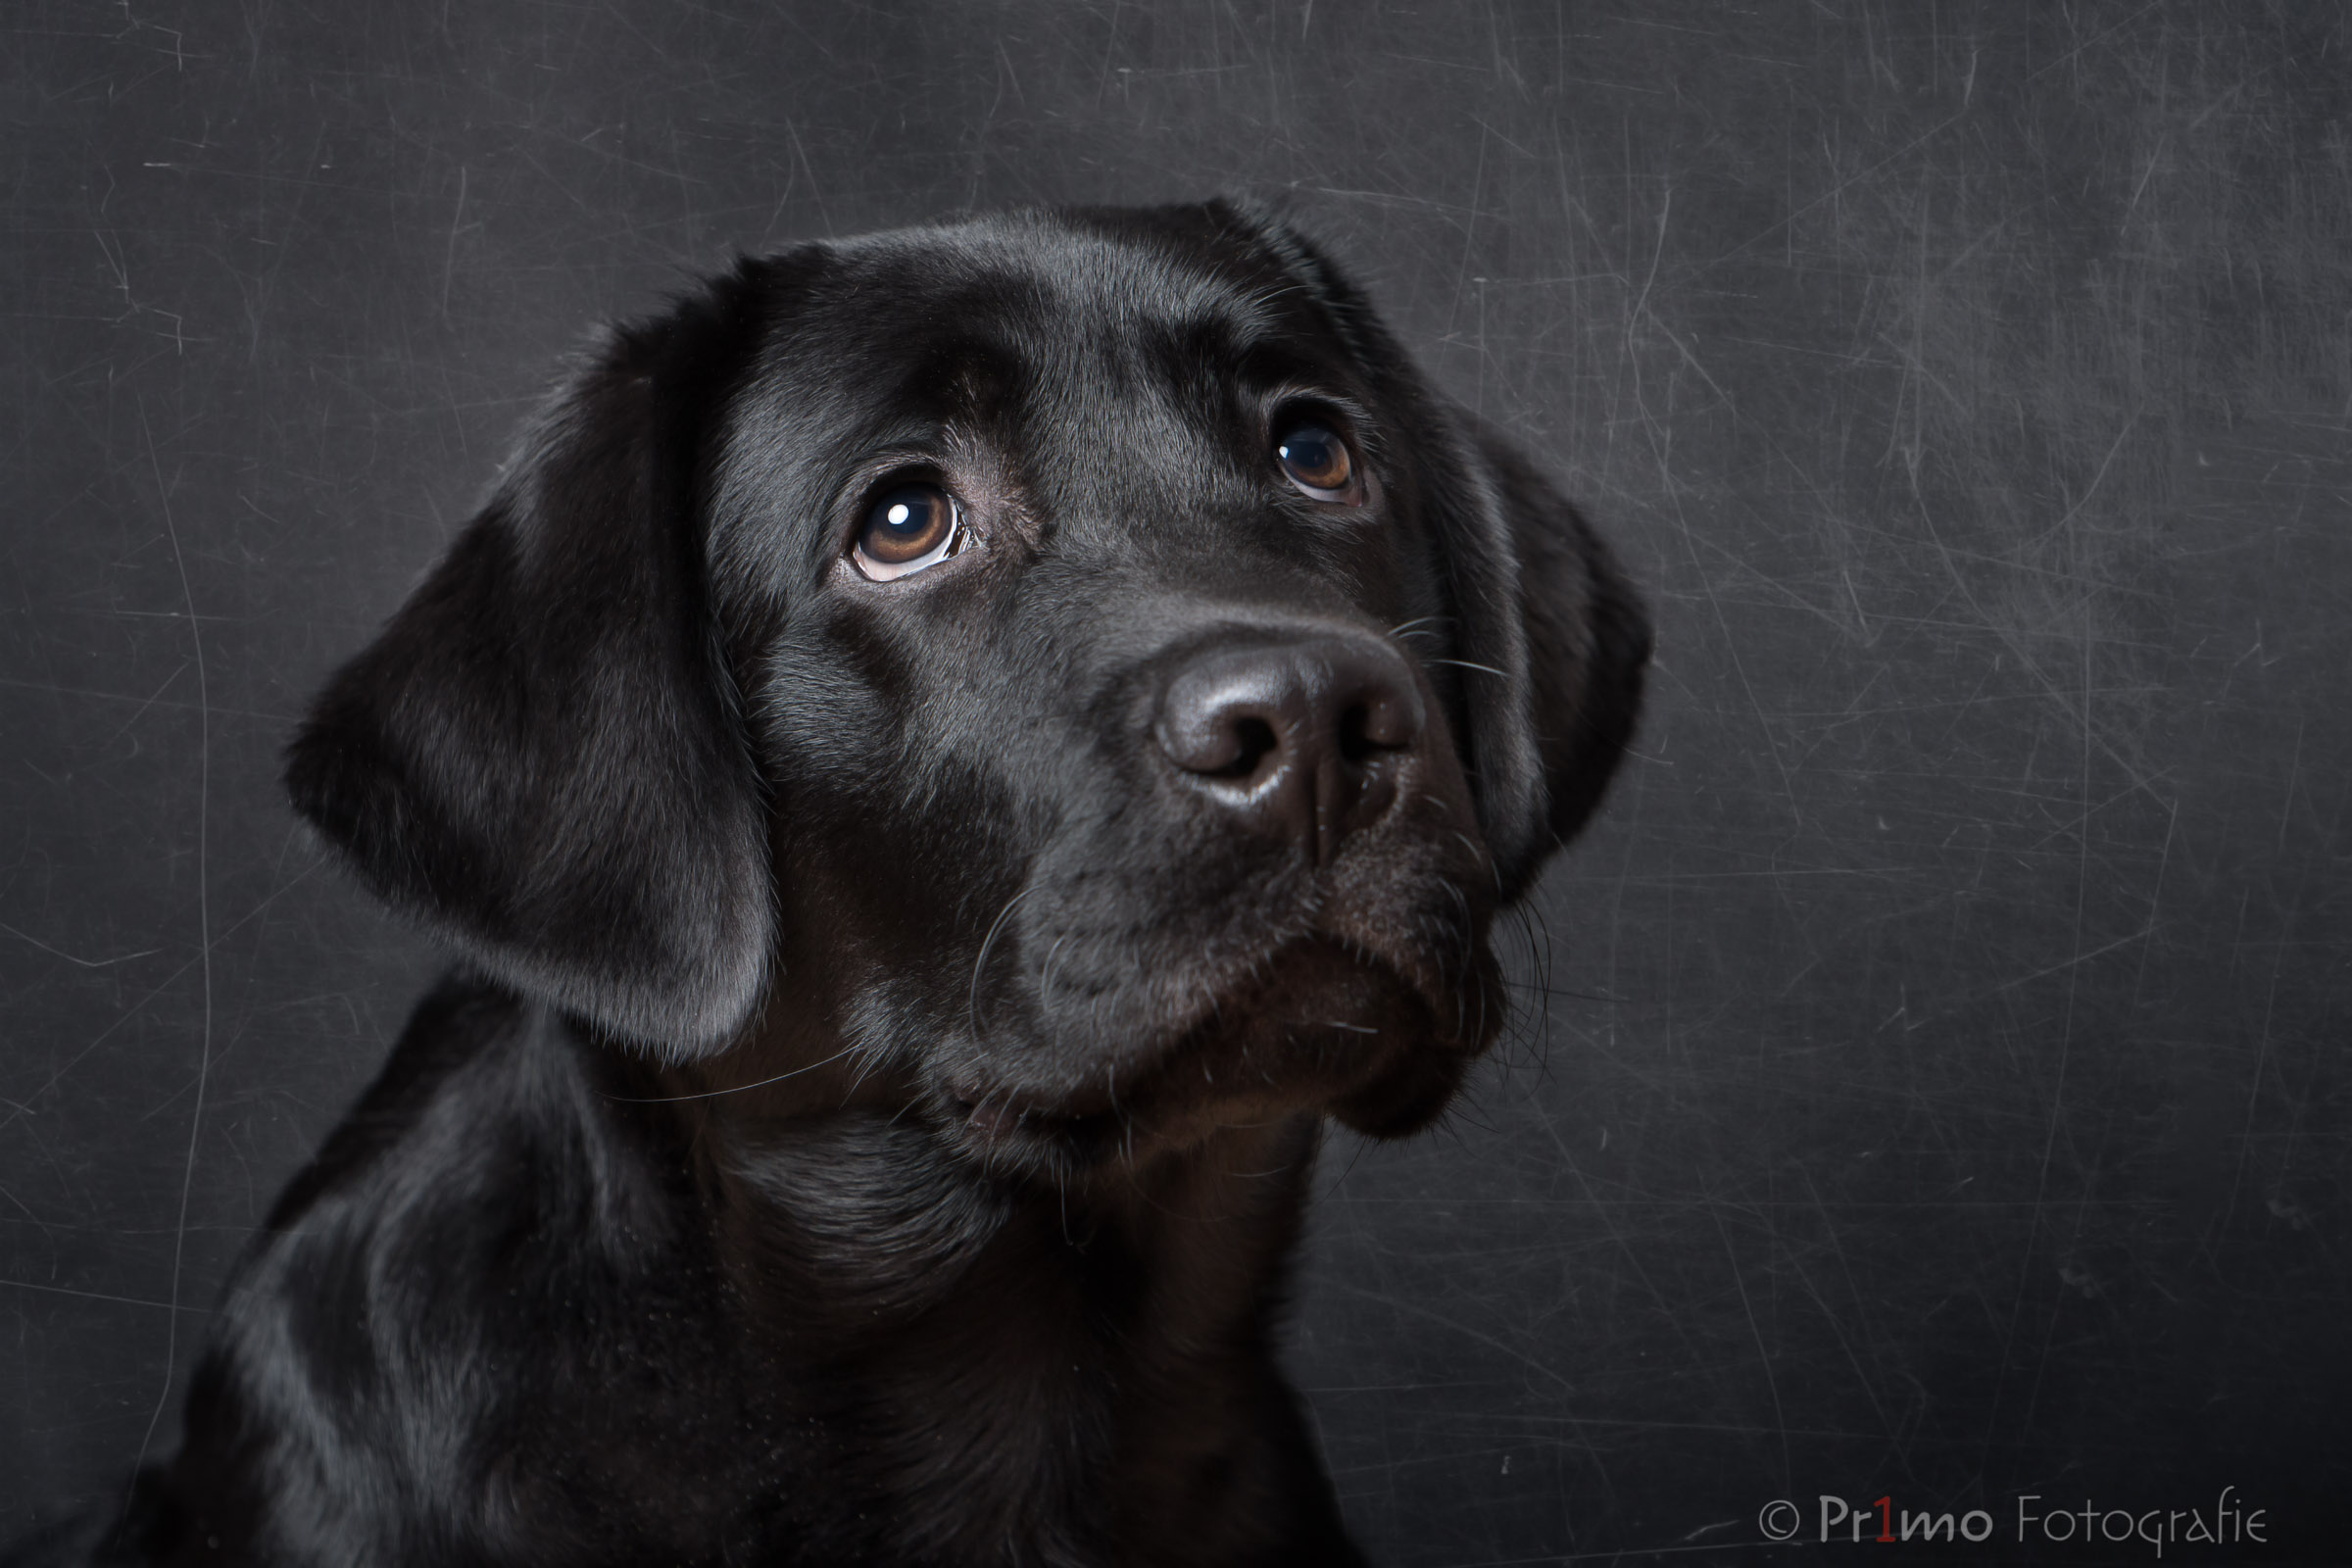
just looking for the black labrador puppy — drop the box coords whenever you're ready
[24,200,1646,1567]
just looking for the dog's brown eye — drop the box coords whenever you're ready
[1275,422,1356,500]
[853,483,961,580]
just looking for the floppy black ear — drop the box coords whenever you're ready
[1446,425,1651,901]
[286,267,774,1056]
[1203,199,1651,903]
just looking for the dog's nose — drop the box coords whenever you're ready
[1153,634,1425,863]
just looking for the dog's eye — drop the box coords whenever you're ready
[852,483,961,580]
[1275,422,1357,501]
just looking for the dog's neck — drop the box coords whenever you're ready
[627,1034,1328,1552]
[648,1039,1325,1345]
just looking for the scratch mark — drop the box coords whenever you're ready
[0,863,319,1139]
[0,922,159,969]
[129,399,213,1486]
[1712,1206,1791,1495]
[0,1277,211,1315]
[441,163,467,320]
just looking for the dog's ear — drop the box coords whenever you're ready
[286,266,774,1056]
[1443,427,1651,901]
[1204,199,1651,902]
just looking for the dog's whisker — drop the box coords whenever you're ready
[840,1042,891,1100]
[967,883,1040,1044]
[1385,613,1455,643]
[1038,934,1067,1013]
[1498,979,1622,1003]
[606,1043,862,1102]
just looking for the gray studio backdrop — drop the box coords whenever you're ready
[5,2,2346,1559]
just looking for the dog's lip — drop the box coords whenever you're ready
[951,1093,1042,1138]
[946,1087,1119,1153]
[944,1075,1117,1131]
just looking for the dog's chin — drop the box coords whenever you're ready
[937,939,1498,1181]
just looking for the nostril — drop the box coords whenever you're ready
[1338,689,1419,763]
[1158,701,1286,780]
[1221,715,1280,780]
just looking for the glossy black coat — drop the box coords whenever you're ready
[12,204,1645,1566]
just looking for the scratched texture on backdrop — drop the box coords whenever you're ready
[3,1,2346,1557]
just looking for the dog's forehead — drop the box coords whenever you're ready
[822,215,1296,361]
[726,217,1340,463]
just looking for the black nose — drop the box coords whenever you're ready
[1152,633,1426,864]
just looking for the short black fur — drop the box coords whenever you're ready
[16,201,1647,1568]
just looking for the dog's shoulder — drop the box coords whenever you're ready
[118,980,773,1565]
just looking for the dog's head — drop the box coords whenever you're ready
[288,202,1646,1178]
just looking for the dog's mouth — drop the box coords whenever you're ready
[937,932,1499,1177]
